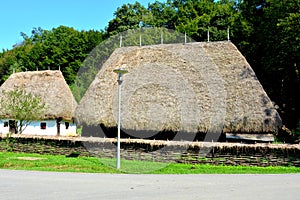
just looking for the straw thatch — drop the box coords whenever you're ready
[75,41,282,140]
[0,70,77,121]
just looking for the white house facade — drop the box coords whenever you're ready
[0,70,78,137]
[0,119,76,136]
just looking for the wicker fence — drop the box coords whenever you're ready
[1,135,300,167]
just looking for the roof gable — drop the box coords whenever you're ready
[0,70,77,120]
[75,42,281,135]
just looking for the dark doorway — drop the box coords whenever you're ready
[8,120,17,134]
[56,117,63,136]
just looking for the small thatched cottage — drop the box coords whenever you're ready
[0,70,77,136]
[75,41,282,142]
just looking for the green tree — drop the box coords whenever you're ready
[0,89,46,134]
[236,0,300,139]
[107,0,245,42]
[148,0,177,29]
[0,26,105,85]
[107,2,150,35]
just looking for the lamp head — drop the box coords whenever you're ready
[113,68,128,75]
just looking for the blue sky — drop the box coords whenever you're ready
[0,0,158,51]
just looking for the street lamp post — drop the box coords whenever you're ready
[113,67,128,169]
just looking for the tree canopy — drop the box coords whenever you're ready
[0,89,46,134]
[0,26,106,85]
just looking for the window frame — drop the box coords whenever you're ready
[65,122,70,130]
[40,122,47,130]
[3,121,8,127]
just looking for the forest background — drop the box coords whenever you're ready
[0,0,299,141]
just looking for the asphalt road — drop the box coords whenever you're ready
[0,170,299,200]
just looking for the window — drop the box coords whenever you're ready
[4,121,8,127]
[65,122,69,130]
[40,122,46,129]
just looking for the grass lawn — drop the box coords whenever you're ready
[1,152,300,174]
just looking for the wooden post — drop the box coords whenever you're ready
[120,35,122,48]
[140,34,142,47]
[56,117,62,136]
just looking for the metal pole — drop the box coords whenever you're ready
[116,74,122,169]
[207,28,210,42]
[113,67,128,170]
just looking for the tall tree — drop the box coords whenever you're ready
[107,2,150,35]
[238,0,300,133]
[148,0,177,29]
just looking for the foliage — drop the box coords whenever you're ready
[4,134,16,152]
[236,0,300,133]
[107,2,151,35]
[0,89,46,134]
[107,0,242,42]
[292,120,300,139]
[0,26,105,85]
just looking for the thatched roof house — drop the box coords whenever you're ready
[0,70,77,121]
[75,41,282,142]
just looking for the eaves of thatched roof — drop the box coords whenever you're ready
[75,42,282,137]
[0,70,77,121]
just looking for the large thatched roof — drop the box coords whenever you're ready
[0,70,77,121]
[75,42,282,140]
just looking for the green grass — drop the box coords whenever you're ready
[0,152,118,173]
[1,152,300,174]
